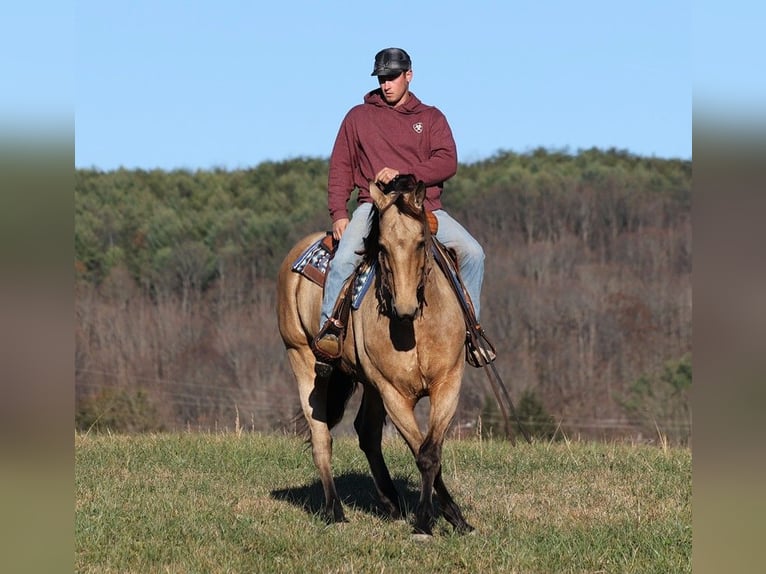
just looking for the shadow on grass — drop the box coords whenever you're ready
[270,471,420,520]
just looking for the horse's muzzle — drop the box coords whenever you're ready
[392,300,420,322]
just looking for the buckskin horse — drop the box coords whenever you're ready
[276,177,473,536]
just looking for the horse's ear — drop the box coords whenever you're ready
[369,180,394,211]
[412,180,426,210]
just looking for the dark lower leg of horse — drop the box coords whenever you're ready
[414,494,436,535]
[434,469,474,534]
[326,370,356,428]
[354,390,403,519]
[413,437,441,535]
[324,496,346,524]
[367,456,402,519]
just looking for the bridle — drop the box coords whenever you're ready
[373,179,432,318]
[375,177,532,443]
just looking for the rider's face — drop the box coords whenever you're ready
[377,70,412,107]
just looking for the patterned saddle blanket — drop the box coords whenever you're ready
[290,233,375,309]
[291,232,468,312]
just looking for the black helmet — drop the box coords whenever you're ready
[371,47,411,76]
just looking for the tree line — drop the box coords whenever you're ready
[75,147,692,442]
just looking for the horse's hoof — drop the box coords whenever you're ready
[411,533,433,543]
[323,515,348,526]
[322,505,347,525]
[385,505,404,521]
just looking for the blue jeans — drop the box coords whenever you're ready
[320,204,485,325]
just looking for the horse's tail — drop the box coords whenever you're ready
[326,370,357,429]
[288,371,358,439]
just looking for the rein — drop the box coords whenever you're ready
[430,240,533,444]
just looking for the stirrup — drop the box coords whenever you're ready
[465,326,497,368]
[466,342,496,368]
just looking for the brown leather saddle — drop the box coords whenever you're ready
[291,231,495,368]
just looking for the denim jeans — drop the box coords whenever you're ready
[320,204,485,325]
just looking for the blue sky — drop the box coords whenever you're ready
[69,0,702,171]
[11,2,765,170]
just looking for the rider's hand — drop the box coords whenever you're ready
[332,218,349,241]
[374,167,400,187]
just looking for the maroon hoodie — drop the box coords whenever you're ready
[327,89,458,222]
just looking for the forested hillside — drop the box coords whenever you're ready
[75,148,691,442]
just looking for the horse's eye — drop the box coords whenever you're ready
[416,241,425,251]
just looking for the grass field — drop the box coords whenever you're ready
[76,432,691,573]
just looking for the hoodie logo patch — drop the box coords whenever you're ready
[412,122,423,134]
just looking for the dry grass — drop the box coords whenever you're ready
[76,432,691,573]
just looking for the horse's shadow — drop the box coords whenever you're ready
[270,472,420,520]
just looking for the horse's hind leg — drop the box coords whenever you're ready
[290,348,346,523]
[311,425,345,523]
[354,386,403,519]
[434,468,474,534]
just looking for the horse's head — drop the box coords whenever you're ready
[368,176,431,321]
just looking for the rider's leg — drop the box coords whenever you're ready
[432,209,495,366]
[432,209,485,321]
[315,203,373,360]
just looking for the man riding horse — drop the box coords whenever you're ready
[278,176,477,535]
[312,47,495,374]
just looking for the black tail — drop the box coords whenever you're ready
[289,370,357,438]
[326,370,357,429]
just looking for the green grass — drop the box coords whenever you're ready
[76,433,691,573]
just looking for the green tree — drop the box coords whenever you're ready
[517,390,558,441]
[620,354,691,444]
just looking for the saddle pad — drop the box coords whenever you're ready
[291,238,463,312]
[291,234,335,287]
[291,235,376,308]
[351,262,375,310]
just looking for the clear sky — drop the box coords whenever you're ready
[5,2,765,171]
[68,0,703,171]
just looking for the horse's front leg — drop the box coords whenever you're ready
[420,380,474,535]
[290,348,346,523]
[413,433,441,535]
[354,385,403,519]
[374,386,438,534]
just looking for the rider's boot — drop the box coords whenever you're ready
[311,318,344,377]
[312,275,355,378]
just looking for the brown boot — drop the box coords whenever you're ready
[311,319,344,377]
